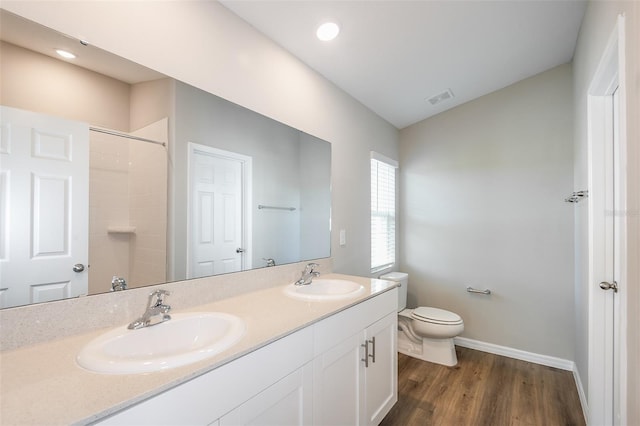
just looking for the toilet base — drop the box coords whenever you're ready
[398,331,458,366]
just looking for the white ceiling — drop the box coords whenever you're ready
[220,0,587,129]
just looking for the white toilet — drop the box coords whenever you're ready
[380,272,464,367]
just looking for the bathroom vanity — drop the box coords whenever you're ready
[0,273,398,425]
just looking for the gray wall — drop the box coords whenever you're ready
[399,64,575,359]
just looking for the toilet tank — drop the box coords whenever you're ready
[380,272,408,312]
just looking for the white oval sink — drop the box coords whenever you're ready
[283,278,365,301]
[77,312,245,374]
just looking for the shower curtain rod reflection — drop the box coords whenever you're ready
[89,127,166,147]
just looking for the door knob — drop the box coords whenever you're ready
[236,248,245,253]
[599,281,618,292]
[73,263,85,273]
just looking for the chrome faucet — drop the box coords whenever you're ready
[128,289,171,330]
[295,263,320,286]
[111,276,127,291]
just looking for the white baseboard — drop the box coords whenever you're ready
[572,365,589,424]
[453,336,574,371]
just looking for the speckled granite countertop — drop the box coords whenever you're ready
[0,274,397,425]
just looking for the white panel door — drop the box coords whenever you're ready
[188,144,247,278]
[0,106,89,308]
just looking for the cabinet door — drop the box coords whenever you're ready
[364,312,398,425]
[219,363,312,426]
[313,332,366,426]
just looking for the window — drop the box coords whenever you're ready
[371,152,398,273]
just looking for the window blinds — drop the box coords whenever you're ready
[371,154,397,272]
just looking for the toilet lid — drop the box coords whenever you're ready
[411,307,463,324]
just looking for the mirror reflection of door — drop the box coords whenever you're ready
[0,106,89,308]
[188,143,251,278]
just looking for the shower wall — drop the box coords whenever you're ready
[128,121,168,288]
[88,132,132,294]
[88,120,168,294]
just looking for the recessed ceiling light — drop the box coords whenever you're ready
[316,22,340,41]
[55,49,76,59]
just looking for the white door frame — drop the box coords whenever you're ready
[186,142,252,278]
[587,14,627,426]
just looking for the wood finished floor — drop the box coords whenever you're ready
[380,347,585,426]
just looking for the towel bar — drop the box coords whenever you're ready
[565,190,588,203]
[258,204,296,211]
[466,286,491,295]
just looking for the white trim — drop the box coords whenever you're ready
[454,337,574,371]
[586,14,627,426]
[370,151,398,168]
[613,15,628,426]
[573,365,590,426]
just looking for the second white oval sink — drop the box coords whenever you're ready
[283,278,365,301]
[77,312,245,374]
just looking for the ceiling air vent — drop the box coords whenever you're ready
[426,88,454,106]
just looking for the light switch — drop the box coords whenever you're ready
[339,229,346,246]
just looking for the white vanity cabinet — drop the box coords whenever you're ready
[94,288,397,426]
[312,290,397,426]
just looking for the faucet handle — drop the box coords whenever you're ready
[111,276,127,291]
[304,262,320,273]
[147,289,171,308]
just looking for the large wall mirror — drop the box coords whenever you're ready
[0,10,331,309]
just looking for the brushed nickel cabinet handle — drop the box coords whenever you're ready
[361,341,369,368]
[369,337,376,364]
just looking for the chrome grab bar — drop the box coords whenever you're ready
[466,286,491,295]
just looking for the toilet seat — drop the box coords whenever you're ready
[411,307,463,325]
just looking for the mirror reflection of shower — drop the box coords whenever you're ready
[88,120,168,294]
